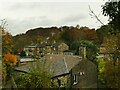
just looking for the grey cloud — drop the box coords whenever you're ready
[21,16,54,26]
[7,2,42,10]
[6,16,55,35]
[60,14,88,25]
[66,15,86,22]
[1,2,108,36]
[6,14,89,36]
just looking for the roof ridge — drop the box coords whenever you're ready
[63,57,69,73]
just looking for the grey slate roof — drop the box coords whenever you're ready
[51,59,69,76]
[15,54,82,77]
[15,63,32,72]
[45,54,81,77]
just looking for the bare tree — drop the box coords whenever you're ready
[89,5,105,26]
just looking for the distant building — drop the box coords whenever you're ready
[98,45,119,61]
[58,42,69,53]
[63,50,75,55]
[45,45,52,54]
[24,45,40,56]
[23,42,69,57]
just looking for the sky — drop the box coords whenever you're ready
[0,0,109,36]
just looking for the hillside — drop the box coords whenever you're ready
[12,26,99,51]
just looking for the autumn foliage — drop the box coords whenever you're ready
[2,30,13,54]
[3,53,17,66]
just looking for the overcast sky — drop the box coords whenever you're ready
[0,0,109,36]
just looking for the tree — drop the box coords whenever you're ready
[71,40,98,64]
[2,61,7,86]
[1,20,18,88]
[97,57,106,87]
[96,25,114,44]
[101,36,120,88]
[80,40,98,64]
[2,53,18,88]
[104,59,120,88]
[2,30,14,54]
[3,53,17,66]
[16,60,54,88]
[13,34,30,51]
[89,5,104,26]
[102,0,120,84]
[0,19,13,54]
[89,1,120,88]
[102,0,120,62]
[102,1,120,34]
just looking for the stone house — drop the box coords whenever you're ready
[68,60,97,88]
[58,43,69,53]
[14,54,97,88]
[45,54,97,88]
[45,54,81,87]
[24,45,40,56]
[24,42,69,56]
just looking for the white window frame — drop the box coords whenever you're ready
[73,74,78,85]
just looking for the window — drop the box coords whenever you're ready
[80,72,83,75]
[79,71,85,75]
[73,74,78,85]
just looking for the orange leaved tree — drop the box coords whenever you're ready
[3,53,17,80]
[3,53,17,66]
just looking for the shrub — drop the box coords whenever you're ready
[16,60,54,88]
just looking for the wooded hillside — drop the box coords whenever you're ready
[12,26,99,51]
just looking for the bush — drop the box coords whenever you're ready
[16,60,54,88]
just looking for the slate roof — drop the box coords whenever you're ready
[64,55,81,71]
[15,54,82,77]
[15,63,32,72]
[51,59,68,76]
[45,54,81,77]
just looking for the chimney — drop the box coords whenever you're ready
[79,45,86,61]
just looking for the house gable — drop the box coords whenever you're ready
[70,60,97,88]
